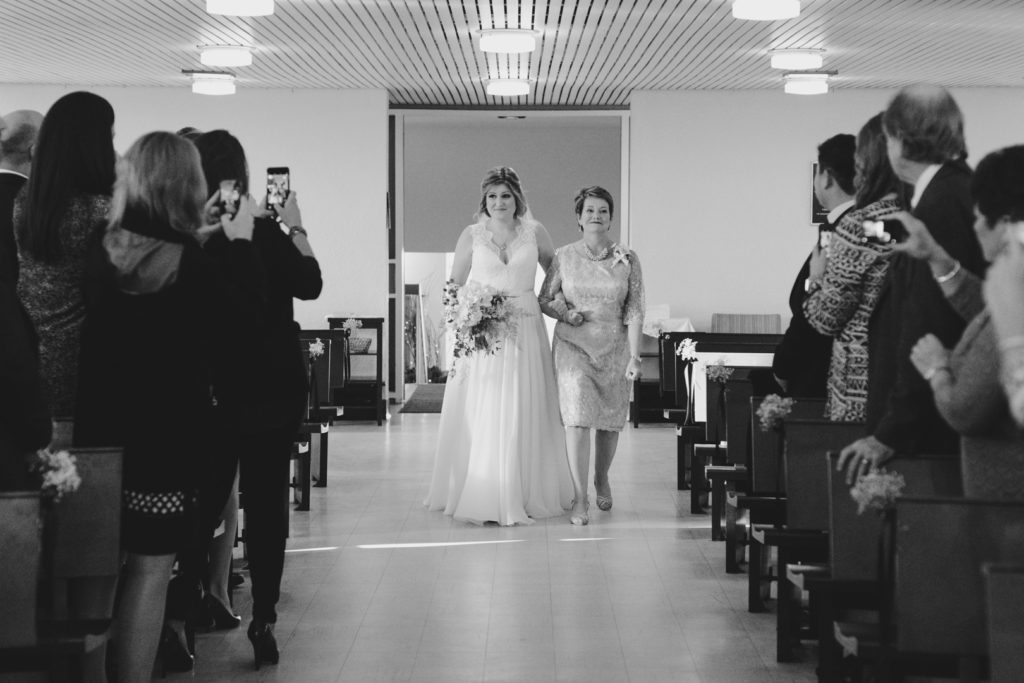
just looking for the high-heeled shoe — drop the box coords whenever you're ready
[569,498,590,526]
[247,620,280,670]
[595,480,613,511]
[205,594,242,630]
[159,623,195,673]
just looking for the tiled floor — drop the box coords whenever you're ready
[169,415,818,682]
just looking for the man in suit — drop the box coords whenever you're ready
[0,109,43,285]
[839,85,985,482]
[772,133,856,397]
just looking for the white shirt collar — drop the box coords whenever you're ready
[0,168,27,180]
[827,199,855,225]
[910,164,943,209]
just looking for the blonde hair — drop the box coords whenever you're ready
[108,131,207,235]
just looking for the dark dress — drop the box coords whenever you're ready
[15,193,110,417]
[866,161,986,454]
[75,212,265,555]
[202,217,321,622]
[0,171,27,285]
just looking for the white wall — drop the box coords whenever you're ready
[630,87,1024,331]
[0,85,389,331]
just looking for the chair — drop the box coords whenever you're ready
[711,313,782,335]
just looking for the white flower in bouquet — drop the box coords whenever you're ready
[36,448,81,502]
[308,337,325,360]
[444,280,520,375]
[850,469,906,515]
[676,338,698,362]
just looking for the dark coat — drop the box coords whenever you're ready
[866,160,986,454]
[0,172,26,285]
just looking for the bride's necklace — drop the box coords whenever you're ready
[582,240,613,261]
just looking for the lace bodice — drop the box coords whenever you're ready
[468,221,538,294]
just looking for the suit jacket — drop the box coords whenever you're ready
[772,207,852,398]
[866,160,985,454]
[0,172,27,286]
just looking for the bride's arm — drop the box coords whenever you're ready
[449,227,473,285]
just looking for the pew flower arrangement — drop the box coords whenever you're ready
[756,394,795,431]
[308,337,325,360]
[706,359,734,384]
[674,338,699,425]
[443,279,519,376]
[35,448,81,502]
[850,469,906,515]
[675,338,698,362]
[340,318,362,335]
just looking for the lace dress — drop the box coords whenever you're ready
[540,241,645,431]
[424,220,572,525]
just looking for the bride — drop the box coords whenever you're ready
[424,166,573,525]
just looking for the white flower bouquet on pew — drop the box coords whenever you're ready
[35,447,81,502]
[850,469,906,515]
[756,394,794,431]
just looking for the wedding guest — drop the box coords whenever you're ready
[193,129,322,670]
[984,234,1024,427]
[74,131,263,682]
[0,276,51,490]
[773,134,856,398]
[425,166,572,526]
[888,145,1024,499]
[539,186,644,525]
[0,109,43,284]
[839,84,985,483]
[803,115,903,421]
[15,92,115,418]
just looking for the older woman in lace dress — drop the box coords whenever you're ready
[540,186,644,525]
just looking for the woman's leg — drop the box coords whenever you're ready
[115,552,176,683]
[208,468,239,608]
[565,426,591,523]
[594,430,619,510]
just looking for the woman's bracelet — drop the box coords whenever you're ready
[288,225,307,238]
[935,260,961,284]
[923,365,950,381]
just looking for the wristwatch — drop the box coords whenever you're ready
[288,226,307,239]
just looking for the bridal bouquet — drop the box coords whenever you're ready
[850,469,906,515]
[444,279,519,374]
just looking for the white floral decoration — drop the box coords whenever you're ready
[308,337,325,359]
[611,244,630,267]
[36,448,81,502]
[342,318,363,332]
[675,338,698,362]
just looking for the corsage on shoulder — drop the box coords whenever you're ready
[611,244,630,267]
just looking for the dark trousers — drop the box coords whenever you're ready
[240,422,299,623]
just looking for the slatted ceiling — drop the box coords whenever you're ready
[5,2,1024,105]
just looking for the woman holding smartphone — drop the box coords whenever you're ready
[193,130,322,670]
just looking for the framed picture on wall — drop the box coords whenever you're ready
[810,163,828,225]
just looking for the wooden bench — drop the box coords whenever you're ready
[0,447,123,679]
[298,330,348,487]
[822,453,961,681]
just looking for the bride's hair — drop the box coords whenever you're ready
[477,166,527,219]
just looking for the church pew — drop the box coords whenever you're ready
[298,330,347,487]
[0,448,123,679]
[890,497,1024,679]
[984,563,1024,683]
[0,492,42,649]
[820,453,961,681]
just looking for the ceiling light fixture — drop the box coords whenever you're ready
[769,48,824,70]
[478,29,539,54]
[732,0,800,21]
[199,45,253,67]
[486,78,531,97]
[783,72,831,95]
[206,0,274,16]
[189,72,237,96]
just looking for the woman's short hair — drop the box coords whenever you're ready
[882,85,965,164]
[854,113,902,209]
[574,186,615,220]
[17,91,117,262]
[478,166,527,218]
[972,145,1024,226]
[107,132,206,236]
[192,130,250,198]
[817,135,856,196]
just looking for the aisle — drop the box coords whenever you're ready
[169,415,817,682]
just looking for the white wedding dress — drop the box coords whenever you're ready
[424,220,573,525]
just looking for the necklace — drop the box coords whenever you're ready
[582,241,612,261]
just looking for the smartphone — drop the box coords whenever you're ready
[219,179,240,218]
[863,218,907,244]
[267,167,290,207]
